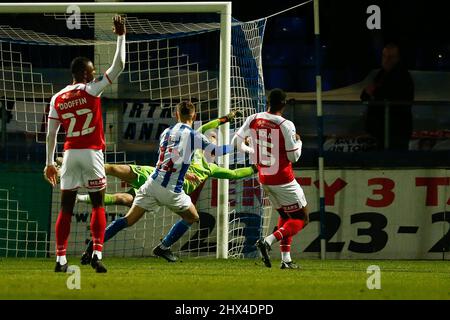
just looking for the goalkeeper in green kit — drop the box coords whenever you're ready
[75,110,256,263]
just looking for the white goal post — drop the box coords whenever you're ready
[0,2,232,259]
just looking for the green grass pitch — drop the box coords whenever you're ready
[1,258,449,299]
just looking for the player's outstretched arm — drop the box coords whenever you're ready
[106,15,126,81]
[197,110,243,134]
[194,131,232,157]
[88,15,126,96]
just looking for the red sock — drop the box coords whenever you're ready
[275,215,289,243]
[273,218,305,241]
[91,207,106,252]
[276,212,294,252]
[55,210,72,256]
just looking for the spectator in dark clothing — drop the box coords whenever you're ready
[361,43,415,150]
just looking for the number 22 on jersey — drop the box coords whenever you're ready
[61,108,95,137]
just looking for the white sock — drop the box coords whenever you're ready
[92,250,102,260]
[281,252,292,263]
[77,194,89,203]
[264,234,277,246]
[57,255,67,265]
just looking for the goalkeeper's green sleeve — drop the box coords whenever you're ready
[209,163,255,180]
[198,111,235,133]
[198,119,221,134]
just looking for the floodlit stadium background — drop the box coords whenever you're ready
[1,0,449,262]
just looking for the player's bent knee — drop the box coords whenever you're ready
[184,214,199,224]
[180,207,199,224]
[124,205,146,226]
[116,194,134,207]
[191,213,200,223]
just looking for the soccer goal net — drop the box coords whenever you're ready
[0,2,272,259]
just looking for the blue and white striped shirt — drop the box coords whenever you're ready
[151,122,231,193]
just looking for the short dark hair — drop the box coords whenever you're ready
[268,88,287,112]
[71,57,91,76]
[176,100,196,119]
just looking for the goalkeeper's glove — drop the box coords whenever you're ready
[219,109,244,124]
[227,109,243,122]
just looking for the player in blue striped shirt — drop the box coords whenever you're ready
[118,100,231,261]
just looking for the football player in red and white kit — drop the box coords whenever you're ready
[44,16,126,273]
[235,88,309,269]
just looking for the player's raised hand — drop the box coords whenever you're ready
[112,15,126,36]
[226,109,244,122]
[44,165,58,187]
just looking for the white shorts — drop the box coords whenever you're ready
[262,179,307,213]
[59,149,106,191]
[133,179,192,213]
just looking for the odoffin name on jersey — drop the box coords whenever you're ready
[58,96,88,110]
